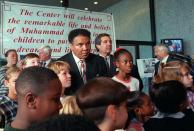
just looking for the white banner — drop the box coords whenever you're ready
[0,1,116,58]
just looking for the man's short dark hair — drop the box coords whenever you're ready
[150,80,187,113]
[94,33,110,51]
[27,114,100,131]
[68,28,91,43]
[16,66,59,97]
[76,77,128,124]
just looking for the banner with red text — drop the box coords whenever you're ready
[0,1,116,58]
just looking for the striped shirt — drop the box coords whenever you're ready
[0,95,17,124]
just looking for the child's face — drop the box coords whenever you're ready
[180,67,193,88]
[138,95,155,118]
[116,53,133,74]
[35,79,62,121]
[24,58,40,68]
[58,69,71,88]
[5,72,20,95]
[115,101,128,129]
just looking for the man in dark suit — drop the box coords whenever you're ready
[58,29,108,95]
[95,33,143,90]
[95,33,116,77]
[154,43,174,75]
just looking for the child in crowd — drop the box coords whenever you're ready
[153,61,194,110]
[27,114,100,131]
[59,95,83,115]
[4,67,62,131]
[76,77,129,131]
[144,80,194,131]
[112,48,139,91]
[126,91,155,131]
[0,67,21,125]
[48,61,71,97]
[21,53,40,69]
[0,49,18,88]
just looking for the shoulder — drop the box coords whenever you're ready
[0,95,10,104]
[0,86,8,96]
[57,53,72,61]
[0,66,7,72]
[87,53,104,61]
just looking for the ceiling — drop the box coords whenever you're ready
[67,0,123,11]
[2,0,123,12]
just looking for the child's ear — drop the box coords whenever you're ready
[115,61,119,68]
[25,92,37,109]
[106,105,117,121]
[4,79,9,87]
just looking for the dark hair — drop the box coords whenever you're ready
[150,80,187,113]
[16,66,59,97]
[114,48,132,61]
[27,114,100,131]
[4,49,17,57]
[127,91,147,119]
[68,28,91,43]
[94,33,110,51]
[76,77,128,124]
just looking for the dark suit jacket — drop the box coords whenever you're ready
[57,52,108,95]
[154,55,175,75]
[106,54,116,77]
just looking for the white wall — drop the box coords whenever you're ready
[104,0,151,41]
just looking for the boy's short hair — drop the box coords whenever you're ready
[150,80,187,113]
[5,67,21,81]
[76,77,128,124]
[23,53,39,65]
[16,66,59,97]
[48,61,70,74]
[4,49,17,57]
[68,28,91,43]
[27,114,100,131]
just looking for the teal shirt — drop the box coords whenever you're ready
[4,124,25,131]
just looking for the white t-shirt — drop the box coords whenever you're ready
[112,76,139,91]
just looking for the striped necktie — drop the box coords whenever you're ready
[79,60,87,84]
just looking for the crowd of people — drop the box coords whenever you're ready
[0,28,194,131]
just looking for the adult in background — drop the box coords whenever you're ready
[95,33,116,77]
[58,29,108,95]
[154,43,174,75]
[95,34,143,90]
[38,45,54,67]
[0,49,18,88]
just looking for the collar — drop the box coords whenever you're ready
[152,111,185,119]
[72,52,83,63]
[161,55,169,64]
[99,53,110,59]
